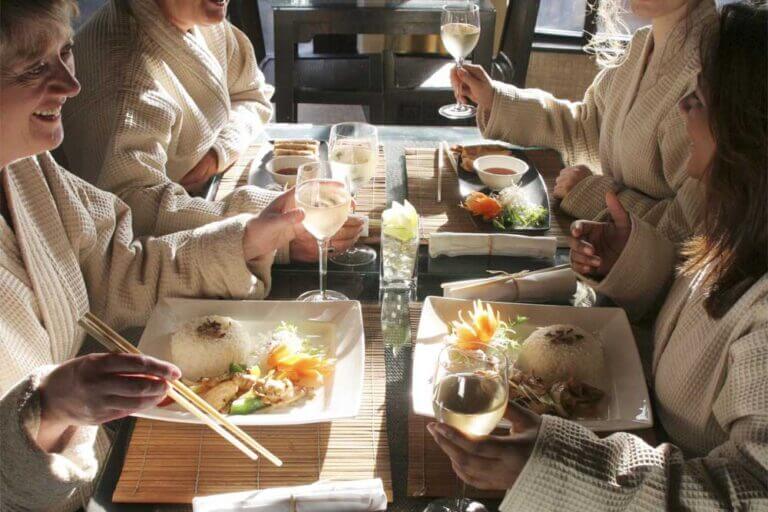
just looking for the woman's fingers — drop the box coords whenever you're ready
[93,353,180,380]
[570,248,601,268]
[429,423,500,459]
[104,394,167,412]
[100,375,169,397]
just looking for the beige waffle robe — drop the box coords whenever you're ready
[479,0,716,243]
[0,153,271,511]
[500,215,768,510]
[61,0,278,238]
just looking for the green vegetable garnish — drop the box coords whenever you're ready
[229,391,266,415]
[229,362,245,374]
[493,204,548,230]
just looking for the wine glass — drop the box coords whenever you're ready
[439,2,481,120]
[295,160,353,302]
[426,343,509,512]
[327,122,379,267]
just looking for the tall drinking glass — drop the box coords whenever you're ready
[439,2,481,120]
[425,344,509,512]
[327,122,379,266]
[295,161,352,302]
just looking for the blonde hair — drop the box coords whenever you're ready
[585,0,698,68]
[0,0,79,78]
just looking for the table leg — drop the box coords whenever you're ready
[274,13,297,123]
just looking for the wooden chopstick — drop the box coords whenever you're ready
[436,142,444,203]
[78,312,283,467]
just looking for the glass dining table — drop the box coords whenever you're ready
[87,124,571,512]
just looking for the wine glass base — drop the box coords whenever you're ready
[297,289,349,302]
[423,498,489,512]
[329,244,377,266]
[439,103,477,120]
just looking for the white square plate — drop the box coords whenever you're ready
[134,298,365,425]
[412,297,653,432]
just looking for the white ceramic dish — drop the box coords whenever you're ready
[411,296,653,432]
[134,298,365,425]
[265,155,317,187]
[473,155,528,190]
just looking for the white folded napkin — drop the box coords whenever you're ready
[192,479,387,512]
[442,266,577,303]
[428,233,556,259]
[349,213,370,238]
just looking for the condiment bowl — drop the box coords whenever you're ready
[473,155,529,190]
[265,155,317,187]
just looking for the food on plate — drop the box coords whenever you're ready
[170,316,254,381]
[462,185,548,229]
[462,191,502,221]
[450,144,513,173]
[510,324,607,418]
[446,302,607,419]
[273,139,320,157]
[170,320,334,414]
[275,167,298,175]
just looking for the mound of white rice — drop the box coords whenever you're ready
[516,324,606,390]
[171,316,253,380]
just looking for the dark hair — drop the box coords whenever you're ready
[681,1,768,318]
[0,0,78,79]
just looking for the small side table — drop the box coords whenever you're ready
[271,0,496,122]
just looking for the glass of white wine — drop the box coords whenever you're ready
[439,2,481,120]
[295,160,353,302]
[327,122,379,266]
[426,343,509,512]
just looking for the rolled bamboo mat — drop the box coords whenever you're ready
[404,147,573,247]
[113,305,392,504]
[214,145,387,244]
[406,303,504,499]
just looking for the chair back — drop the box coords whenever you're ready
[494,0,540,87]
[228,0,267,64]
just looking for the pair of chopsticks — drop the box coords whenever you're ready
[435,142,458,203]
[78,312,283,467]
[443,264,570,293]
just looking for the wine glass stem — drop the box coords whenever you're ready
[318,238,328,299]
[456,58,466,111]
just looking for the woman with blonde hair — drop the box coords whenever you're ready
[0,1,305,509]
[59,0,362,263]
[453,0,716,243]
[432,4,767,509]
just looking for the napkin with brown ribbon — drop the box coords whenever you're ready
[192,479,387,512]
[428,232,556,259]
[441,265,577,303]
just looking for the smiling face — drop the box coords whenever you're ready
[0,29,80,167]
[155,0,229,31]
[679,81,716,179]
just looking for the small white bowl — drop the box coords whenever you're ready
[473,155,529,190]
[265,155,317,187]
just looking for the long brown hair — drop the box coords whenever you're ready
[680,2,768,319]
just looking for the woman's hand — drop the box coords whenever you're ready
[243,188,305,261]
[569,191,631,277]
[179,149,220,194]
[553,165,592,199]
[290,215,364,263]
[428,403,541,490]
[37,353,180,451]
[450,63,494,112]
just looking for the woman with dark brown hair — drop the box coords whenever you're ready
[429,3,767,509]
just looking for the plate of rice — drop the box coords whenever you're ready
[411,297,652,432]
[133,298,365,425]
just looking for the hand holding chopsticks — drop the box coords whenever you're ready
[78,312,283,466]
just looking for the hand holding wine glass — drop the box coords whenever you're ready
[328,122,379,267]
[440,2,481,120]
[294,160,353,302]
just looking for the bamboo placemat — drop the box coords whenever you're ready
[404,147,573,247]
[405,303,504,499]
[113,305,392,504]
[214,145,387,244]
